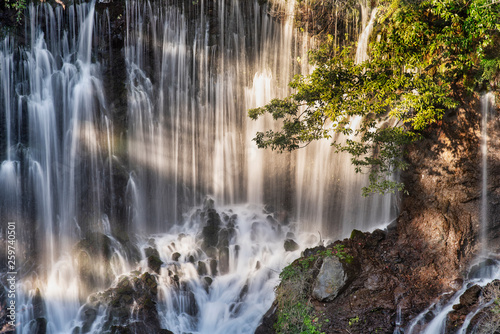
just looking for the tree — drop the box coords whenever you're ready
[249,0,500,196]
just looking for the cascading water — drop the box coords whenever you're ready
[480,92,495,258]
[295,2,395,237]
[0,0,397,332]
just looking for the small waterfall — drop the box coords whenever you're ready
[295,2,396,237]
[355,5,377,65]
[481,92,495,257]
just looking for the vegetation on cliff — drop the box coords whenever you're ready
[249,0,500,195]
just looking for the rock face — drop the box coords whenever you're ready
[256,92,500,333]
[444,280,500,332]
[312,257,347,302]
[77,271,172,334]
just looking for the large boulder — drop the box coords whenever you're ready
[312,256,348,302]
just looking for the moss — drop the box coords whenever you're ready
[350,229,365,240]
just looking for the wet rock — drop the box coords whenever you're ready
[203,196,215,211]
[202,276,213,292]
[32,288,45,319]
[197,261,207,276]
[28,317,47,334]
[286,232,296,239]
[204,276,213,286]
[447,284,484,331]
[184,290,199,316]
[284,239,299,252]
[201,212,221,251]
[80,306,97,333]
[144,247,160,259]
[234,244,240,260]
[254,302,278,334]
[147,254,164,274]
[172,252,181,261]
[219,246,230,275]
[229,214,238,224]
[239,284,249,300]
[210,259,218,276]
[312,256,348,302]
[80,270,166,333]
[218,228,230,248]
[458,284,482,308]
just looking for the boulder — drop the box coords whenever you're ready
[144,247,160,259]
[284,239,299,252]
[312,256,348,302]
[197,261,207,276]
[147,255,163,274]
[201,212,221,251]
[171,252,181,262]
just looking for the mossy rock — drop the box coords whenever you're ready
[144,247,160,259]
[350,229,365,240]
[284,239,299,252]
[147,255,164,274]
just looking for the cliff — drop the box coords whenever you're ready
[255,89,500,333]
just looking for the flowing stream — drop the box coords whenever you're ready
[0,0,396,332]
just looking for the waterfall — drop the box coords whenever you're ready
[481,92,494,257]
[295,3,396,237]
[0,0,397,332]
[355,4,377,65]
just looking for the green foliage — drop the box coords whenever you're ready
[275,302,325,334]
[4,0,28,22]
[249,0,500,195]
[348,316,360,326]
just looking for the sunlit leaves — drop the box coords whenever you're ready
[248,0,500,195]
